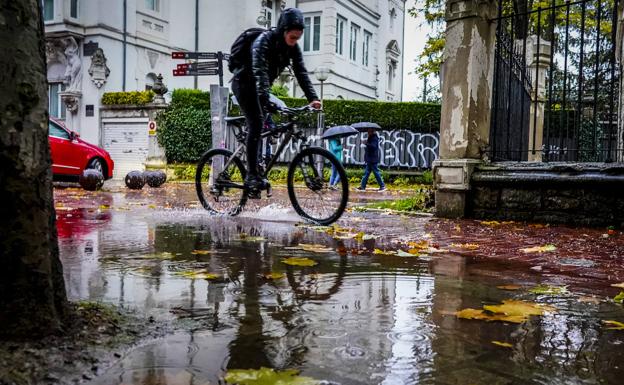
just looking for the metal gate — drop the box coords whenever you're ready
[489,0,621,162]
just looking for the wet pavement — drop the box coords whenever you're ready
[54,182,624,385]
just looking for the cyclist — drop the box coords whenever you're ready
[230,8,321,198]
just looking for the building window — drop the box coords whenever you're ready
[349,23,360,61]
[43,0,54,21]
[335,15,346,55]
[389,8,396,31]
[362,31,371,66]
[387,60,397,93]
[145,0,160,12]
[70,0,78,18]
[48,83,66,120]
[264,0,274,27]
[303,15,321,52]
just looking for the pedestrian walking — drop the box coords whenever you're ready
[328,138,343,189]
[356,128,385,191]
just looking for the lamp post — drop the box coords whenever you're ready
[314,66,330,176]
[315,66,330,130]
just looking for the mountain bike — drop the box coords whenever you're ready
[195,105,348,225]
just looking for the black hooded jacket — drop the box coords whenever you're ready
[250,8,318,112]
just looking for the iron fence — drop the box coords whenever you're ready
[489,0,621,162]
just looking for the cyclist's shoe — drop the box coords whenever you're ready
[244,175,270,199]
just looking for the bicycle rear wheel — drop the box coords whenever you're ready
[287,147,348,225]
[195,148,247,216]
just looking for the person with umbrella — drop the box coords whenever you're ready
[322,125,358,190]
[356,125,385,192]
[328,137,343,189]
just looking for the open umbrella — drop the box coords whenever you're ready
[321,125,359,140]
[351,121,381,132]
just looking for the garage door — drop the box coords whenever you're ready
[102,117,149,180]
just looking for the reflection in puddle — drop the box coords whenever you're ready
[54,188,624,385]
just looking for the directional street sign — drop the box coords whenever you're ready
[171,51,217,60]
[171,51,228,85]
[173,68,219,76]
[176,61,219,70]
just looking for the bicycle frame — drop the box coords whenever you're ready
[218,112,317,190]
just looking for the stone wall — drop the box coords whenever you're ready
[469,163,624,227]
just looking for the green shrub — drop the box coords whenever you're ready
[156,106,212,163]
[101,90,155,105]
[171,89,211,109]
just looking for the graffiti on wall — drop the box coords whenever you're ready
[227,128,440,169]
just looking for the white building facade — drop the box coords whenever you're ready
[43,0,405,146]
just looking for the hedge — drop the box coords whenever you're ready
[276,97,440,133]
[156,106,212,163]
[156,88,441,163]
[101,90,155,105]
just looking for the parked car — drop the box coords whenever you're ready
[48,117,114,179]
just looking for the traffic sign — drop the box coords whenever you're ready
[176,61,219,70]
[173,68,219,76]
[171,51,217,60]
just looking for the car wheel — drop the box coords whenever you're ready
[87,158,105,175]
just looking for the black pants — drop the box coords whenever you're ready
[232,74,263,178]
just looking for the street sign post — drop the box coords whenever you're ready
[171,51,228,86]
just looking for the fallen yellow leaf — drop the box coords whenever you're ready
[451,243,479,250]
[373,248,397,255]
[282,257,318,267]
[521,244,556,253]
[456,300,556,324]
[481,220,501,227]
[483,300,556,317]
[611,283,624,289]
[603,320,624,330]
[491,341,513,348]
[263,272,286,280]
[455,308,527,323]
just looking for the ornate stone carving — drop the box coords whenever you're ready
[63,37,82,91]
[88,48,110,88]
[58,91,81,113]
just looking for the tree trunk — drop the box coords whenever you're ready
[0,0,68,338]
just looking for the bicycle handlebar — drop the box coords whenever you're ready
[277,105,320,116]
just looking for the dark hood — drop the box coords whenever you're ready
[277,8,305,33]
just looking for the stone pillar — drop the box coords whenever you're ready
[145,104,168,168]
[433,0,497,218]
[525,36,551,162]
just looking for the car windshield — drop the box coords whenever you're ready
[49,121,70,140]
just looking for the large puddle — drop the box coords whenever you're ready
[54,187,624,385]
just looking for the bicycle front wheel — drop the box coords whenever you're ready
[195,148,247,216]
[287,147,349,225]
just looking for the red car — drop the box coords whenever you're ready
[48,117,114,179]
